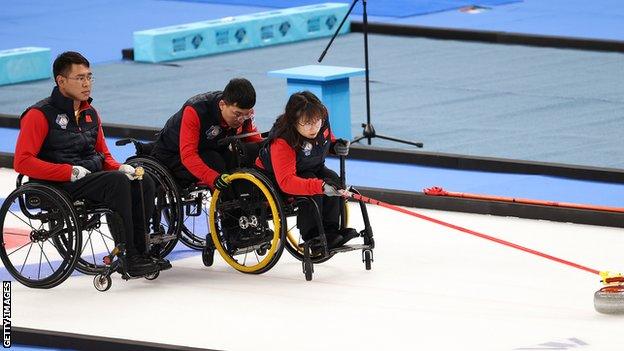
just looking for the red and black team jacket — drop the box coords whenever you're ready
[152,91,261,186]
[14,87,120,182]
[255,120,335,196]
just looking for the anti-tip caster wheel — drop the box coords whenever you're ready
[145,271,160,281]
[202,247,215,267]
[94,274,112,292]
[363,249,373,270]
[303,260,313,281]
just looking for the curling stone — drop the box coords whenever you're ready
[594,276,624,314]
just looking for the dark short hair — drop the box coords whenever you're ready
[271,91,328,148]
[53,51,90,85]
[222,78,256,109]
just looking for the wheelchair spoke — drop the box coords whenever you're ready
[81,231,93,256]
[19,242,34,274]
[7,240,34,256]
[94,228,114,242]
[95,229,112,255]
[38,247,43,279]
[38,241,56,273]
[188,215,195,235]
[254,250,260,263]
[8,209,37,230]
[89,231,97,266]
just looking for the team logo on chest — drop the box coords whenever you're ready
[205,125,222,140]
[56,114,68,129]
[302,141,313,156]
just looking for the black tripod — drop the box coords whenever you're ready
[318,0,423,148]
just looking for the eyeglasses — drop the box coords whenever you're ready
[65,74,94,84]
[297,118,323,130]
[233,109,254,122]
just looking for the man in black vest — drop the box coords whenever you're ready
[151,78,263,190]
[14,51,163,276]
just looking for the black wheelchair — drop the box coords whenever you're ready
[0,172,169,291]
[115,139,212,255]
[203,134,375,280]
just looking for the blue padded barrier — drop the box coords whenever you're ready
[0,47,50,86]
[133,2,349,63]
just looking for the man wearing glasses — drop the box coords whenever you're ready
[151,77,262,191]
[14,51,163,276]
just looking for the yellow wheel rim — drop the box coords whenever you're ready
[209,173,281,273]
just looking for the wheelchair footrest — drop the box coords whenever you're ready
[149,234,177,245]
[231,242,270,256]
[329,244,371,254]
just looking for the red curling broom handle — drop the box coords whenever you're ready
[343,191,601,276]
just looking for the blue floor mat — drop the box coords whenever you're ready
[168,0,522,18]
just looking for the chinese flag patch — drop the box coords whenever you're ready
[85,114,92,123]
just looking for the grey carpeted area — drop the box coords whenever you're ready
[1,33,622,168]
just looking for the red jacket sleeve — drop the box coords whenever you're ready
[242,118,263,143]
[14,109,72,181]
[270,138,323,196]
[179,106,220,186]
[330,131,337,143]
[94,114,121,170]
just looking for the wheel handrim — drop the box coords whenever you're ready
[209,173,283,273]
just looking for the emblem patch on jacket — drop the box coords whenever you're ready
[205,125,222,139]
[302,141,313,156]
[56,114,68,129]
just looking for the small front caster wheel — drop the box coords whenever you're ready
[144,271,160,280]
[94,274,112,292]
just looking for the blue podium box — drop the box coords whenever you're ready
[268,65,365,140]
[0,47,51,86]
[134,3,349,63]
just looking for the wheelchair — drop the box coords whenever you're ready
[115,139,211,255]
[116,135,285,274]
[0,173,165,291]
[203,134,375,281]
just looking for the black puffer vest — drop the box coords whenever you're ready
[153,91,252,167]
[20,87,103,172]
[258,121,332,175]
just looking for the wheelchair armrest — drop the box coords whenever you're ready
[115,138,134,146]
[16,174,25,188]
[116,138,156,156]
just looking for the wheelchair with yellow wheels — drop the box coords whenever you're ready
[204,134,375,281]
[116,135,284,274]
[0,172,167,291]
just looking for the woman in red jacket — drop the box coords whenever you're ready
[256,91,358,251]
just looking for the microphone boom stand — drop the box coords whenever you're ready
[318,0,423,148]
